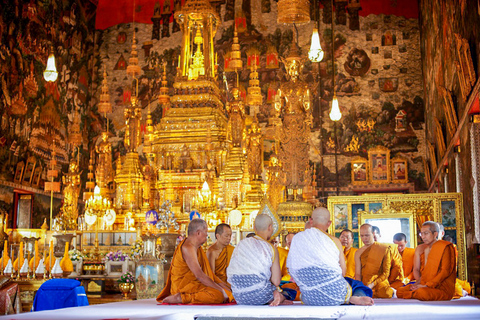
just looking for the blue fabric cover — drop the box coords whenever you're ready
[32,279,89,312]
[345,277,373,298]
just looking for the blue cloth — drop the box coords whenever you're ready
[345,277,373,298]
[230,274,274,305]
[32,279,88,312]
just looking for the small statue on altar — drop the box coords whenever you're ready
[226,87,245,147]
[61,156,82,229]
[95,131,113,194]
[246,117,263,180]
[124,96,142,153]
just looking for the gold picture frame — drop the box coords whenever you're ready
[391,156,408,184]
[327,192,467,281]
[439,86,458,139]
[368,146,390,184]
[14,161,25,184]
[351,156,368,185]
[22,156,36,186]
[427,140,438,176]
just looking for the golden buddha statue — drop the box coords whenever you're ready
[61,158,82,229]
[124,96,142,153]
[246,117,263,180]
[95,131,113,196]
[226,87,245,147]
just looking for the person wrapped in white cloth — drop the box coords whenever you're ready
[287,207,374,306]
[227,214,292,306]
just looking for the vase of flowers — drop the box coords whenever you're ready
[134,233,164,300]
[104,250,130,276]
[118,271,135,298]
[68,249,85,277]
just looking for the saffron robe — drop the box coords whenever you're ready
[278,246,291,281]
[401,247,415,282]
[157,239,232,304]
[215,245,234,285]
[397,240,456,301]
[344,247,357,279]
[388,245,405,290]
[360,242,394,298]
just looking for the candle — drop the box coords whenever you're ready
[49,239,53,273]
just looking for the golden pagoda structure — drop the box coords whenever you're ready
[151,0,227,218]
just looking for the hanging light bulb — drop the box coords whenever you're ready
[329,93,342,121]
[43,46,58,82]
[308,28,324,62]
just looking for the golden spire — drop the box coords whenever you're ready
[230,24,242,71]
[158,61,170,105]
[98,66,112,114]
[126,31,141,78]
[247,55,262,107]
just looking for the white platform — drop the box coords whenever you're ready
[5,297,480,320]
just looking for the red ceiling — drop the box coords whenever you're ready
[95,0,419,30]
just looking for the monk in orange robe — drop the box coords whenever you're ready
[393,232,415,284]
[397,221,456,301]
[157,219,233,304]
[340,229,357,279]
[437,224,471,298]
[355,224,396,298]
[207,223,234,287]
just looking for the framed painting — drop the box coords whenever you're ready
[351,157,368,185]
[32,165,42,187]
[14,161,25,184]
[333,204,348,230]
[368,146,390,184]
[22,156,36,185]
[391,156,408,183]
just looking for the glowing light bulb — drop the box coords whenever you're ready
[329,94,342,121]
[43,50,58,82]
[308,28,324,62]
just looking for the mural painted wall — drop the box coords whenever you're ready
[95,0,427,194]
[0,0,97,224]
[419,0,480,285]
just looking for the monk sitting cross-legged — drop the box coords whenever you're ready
[393,232,415,285]
[227,214,292,306]
[207,223,234,287]
[157,219,233,304]
[288,208,373,306]
[355,224,398,298]
[339,229,357,279]
[397,221,456,301]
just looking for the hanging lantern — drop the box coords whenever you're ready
[329,94,342,121]
[277,0,311,24]
[43,46,58,82]
[308,28,324,62]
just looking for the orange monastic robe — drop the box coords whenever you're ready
[360,242,394,298]
[215,245,234,285]
[397,240,456,301]
[278,246,290,281]
[400,247,415,282]
[389,245,405,290]
[344,246,357,279]
[157,239,232,304]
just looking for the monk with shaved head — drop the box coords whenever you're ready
[227,214,292,306]
[157,219,233,304]
[207,223,234,287]
[355,223,398,298]
[287,207,373,306]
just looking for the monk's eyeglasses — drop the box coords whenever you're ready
[419,231,432,236]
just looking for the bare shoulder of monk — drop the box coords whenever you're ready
[356,245,367,256]
[206,243,221,261]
